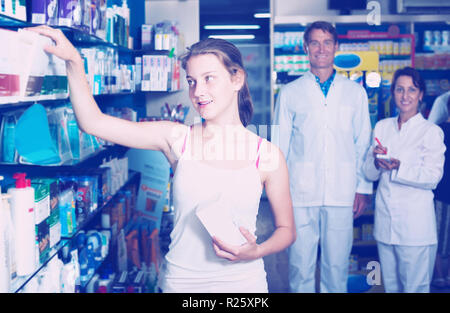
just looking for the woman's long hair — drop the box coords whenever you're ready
[181,38,253,127]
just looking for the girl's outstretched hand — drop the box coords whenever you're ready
[212,227,261,262]
[25,25,81,63]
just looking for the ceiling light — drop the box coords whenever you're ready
[254,13,270,18]
[204,25,261,30]
[208,34,255,40]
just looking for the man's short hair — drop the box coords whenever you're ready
[304,21,338,44]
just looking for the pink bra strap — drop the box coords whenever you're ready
[255,137,263,169]
[181,126,192,155]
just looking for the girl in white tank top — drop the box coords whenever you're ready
[159,128,269,292]
[32,25,296,294]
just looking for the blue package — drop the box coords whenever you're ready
[15,103,61,165]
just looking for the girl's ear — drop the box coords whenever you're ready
[231,68,245,91]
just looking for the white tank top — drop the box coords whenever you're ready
[162,127,265,280]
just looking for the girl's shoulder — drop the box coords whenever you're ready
[257,137,286,173]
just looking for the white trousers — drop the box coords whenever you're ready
[288,206,354,293]
[377,241,437,293]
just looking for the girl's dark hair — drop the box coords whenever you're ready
[391,66,426,96]
[304,21,338,44]
[180,38,253,127]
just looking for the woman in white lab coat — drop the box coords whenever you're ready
[363,67,446,293]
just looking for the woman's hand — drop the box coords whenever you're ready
[212,227,261,262]
[387,158,400,170]
[25,25,81,64]
[373,144,390,170]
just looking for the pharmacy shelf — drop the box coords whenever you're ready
[0,13,132,52]
[62,170,140,241]
[77,171,140,292]
[0,13,27,27]
[0,89,178,112]
[0,145,129,175]
[0,97,70,112]
[11,170,140,293]
[0,14,178,56]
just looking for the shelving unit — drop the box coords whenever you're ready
[10,170,140,293]
[0,0,197,294]
[0,5,150,293]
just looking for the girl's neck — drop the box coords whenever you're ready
[201,120,245,137]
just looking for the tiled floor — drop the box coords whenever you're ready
[256,198,450,293]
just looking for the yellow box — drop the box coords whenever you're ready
[334,51,379,71]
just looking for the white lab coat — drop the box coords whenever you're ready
[273,71,373,208]
[428,91,450,125]
[363,113,446,246]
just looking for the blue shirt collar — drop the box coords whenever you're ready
[314,69,336,97]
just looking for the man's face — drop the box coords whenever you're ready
[304,29,338,71]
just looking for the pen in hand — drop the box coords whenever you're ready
[375,137,387,154]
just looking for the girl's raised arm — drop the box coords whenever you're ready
[27,25,186,159]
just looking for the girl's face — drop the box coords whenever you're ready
[185,54,243,124]
[393,75,423,116]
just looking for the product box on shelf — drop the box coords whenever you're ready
[47,106,73,165]
[95,0,108,40]
[31,178,61,264]
[41,53,68,99]
[32,0,59,25]
[0,0,27,21]
[75,175,98,218]
[81,0,91,33]
[57,178,77,237]
[0,29,20,103]
[107,196,126,233]
[141,54,173,92]
[141,24,153,50]
[58,0,82,28]
[33,181,50,264]
[0,111,21,164]
[0,28,67,104]
[87,167,112,208]
[56,171,105,228]
[17,29,50,99]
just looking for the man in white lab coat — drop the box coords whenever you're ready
[272,21,373,293]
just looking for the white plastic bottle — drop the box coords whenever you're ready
[2,194,16,285]
[0,177,12,292]
[8,173,36,276]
